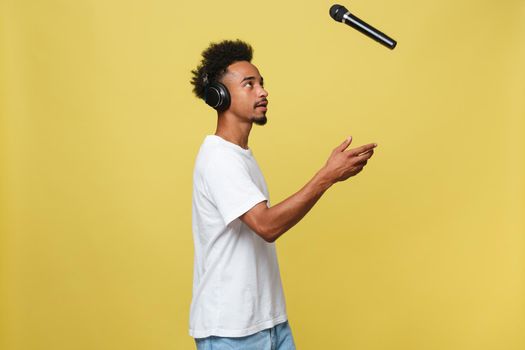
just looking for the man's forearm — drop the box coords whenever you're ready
[240,138,377,242]
[258,168,334,242]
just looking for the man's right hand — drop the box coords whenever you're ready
[321,136,377,184]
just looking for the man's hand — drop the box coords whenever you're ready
[321,136,377,184]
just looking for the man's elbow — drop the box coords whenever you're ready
[240,205,282,243]
[243,220,274,242]
[262,232,277,243]
[256,225,281,243]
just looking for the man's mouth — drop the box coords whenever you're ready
[255,100,268,110]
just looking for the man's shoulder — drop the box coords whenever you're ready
[198,142,242,162]
[195,141,245,174]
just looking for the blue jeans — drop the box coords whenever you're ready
[195,321,296,350]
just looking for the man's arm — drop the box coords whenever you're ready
[240,136,377,242]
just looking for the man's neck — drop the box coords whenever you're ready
[214,112,253,150]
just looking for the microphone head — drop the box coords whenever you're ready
[329,4,348,22]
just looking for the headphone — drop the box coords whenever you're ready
[203,73,231,111]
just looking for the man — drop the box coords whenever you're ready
[189,39,377,350]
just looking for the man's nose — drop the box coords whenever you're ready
[259,86,269,98]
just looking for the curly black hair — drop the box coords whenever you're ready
[190,39,253,99]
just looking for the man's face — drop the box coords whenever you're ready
[221,61,269,125]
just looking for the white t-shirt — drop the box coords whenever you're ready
[189,135,287,338]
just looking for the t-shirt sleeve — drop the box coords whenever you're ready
[203,151,268,226]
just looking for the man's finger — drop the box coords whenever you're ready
[349,143,377,157]
[357,148,375,158]
[335,136,353,152]
[355,152,373,165]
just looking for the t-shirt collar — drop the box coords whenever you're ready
[206,135,253,156]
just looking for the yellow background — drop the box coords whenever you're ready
[1,0,524,349]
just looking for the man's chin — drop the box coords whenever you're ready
[253,115,267,126]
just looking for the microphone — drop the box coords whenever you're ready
[329,4,397,50]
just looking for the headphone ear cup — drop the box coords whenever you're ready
[204,82,231,111]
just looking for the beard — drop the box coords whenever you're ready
[253,115,267,126]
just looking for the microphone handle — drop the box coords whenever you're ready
[342,12,397,49]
